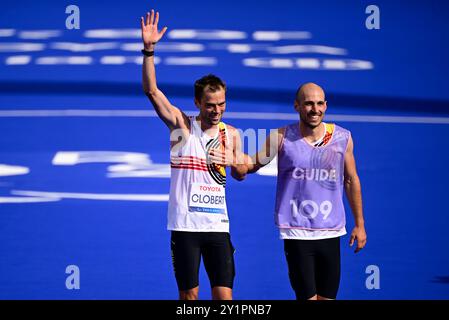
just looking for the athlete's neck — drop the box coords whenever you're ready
[196,116,219,137]
[299,121,325,144]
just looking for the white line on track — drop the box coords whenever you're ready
[0,109,448,124]
[9,190,169,202]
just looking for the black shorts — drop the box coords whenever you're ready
[170,231,235,291]
[284,237,341,300]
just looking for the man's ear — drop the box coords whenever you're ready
[194,98,200,109]
[294,100,300,112]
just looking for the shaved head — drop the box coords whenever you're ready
[295,82,325,103]
[294,82,327,129]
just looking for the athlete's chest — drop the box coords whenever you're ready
[280,140,344,170]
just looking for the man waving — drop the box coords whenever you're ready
[141,9,247,300]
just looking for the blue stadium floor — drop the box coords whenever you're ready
[1,94,449,299]
[1,0,449,300]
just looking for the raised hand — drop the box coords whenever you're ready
[141,9,168,50]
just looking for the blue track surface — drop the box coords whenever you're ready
[1,0,449,299]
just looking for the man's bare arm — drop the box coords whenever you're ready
[229,127,252,181]
[344,135,367,253]
[141,10,189,130]
[216,127,284,180]
[247,127,285,173]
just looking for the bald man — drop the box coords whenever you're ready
[237,83,367,300]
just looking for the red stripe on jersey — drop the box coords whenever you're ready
[171,164,209,172]
[170,156,207,165]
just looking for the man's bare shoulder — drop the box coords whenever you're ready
[278,126,286,135]
[224,123,240,136]
[271,126,286,141]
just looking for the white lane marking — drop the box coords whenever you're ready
[84,29,140,39]
[164,57,217,66]
[52,151,170,178]
[270,58,294,68]
[296,58,320,68]
[99,55,160,65]
[0,110,157,117]
[243,57,374,70]
[227,44,252,53]
[324,114,449,124]
[52,151,150,165]
[0,110,448,124]
[36,56,93,65]
[5,55,32,65]
[168,29,247,40]
[0,29,16,37]
[100,56,126,64]
[0,196,60,203]
[268,45,347,55]
[50,42,119,52]
[0,43,45,52]
[253,31,312,41]
[107,164,170,178]
[18,30,61,39]
[10,190,169,202]
[0,164,30,177]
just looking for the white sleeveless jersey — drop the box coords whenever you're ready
[167,117,230,232]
